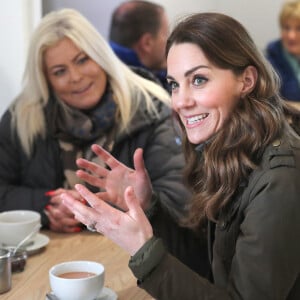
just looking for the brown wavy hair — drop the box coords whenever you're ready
[166,13,300,228]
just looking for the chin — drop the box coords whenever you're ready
[187,136,204,145]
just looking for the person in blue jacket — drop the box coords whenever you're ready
[109,0,169,90]
[266,0,300,101]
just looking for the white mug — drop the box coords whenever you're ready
[49,260,105,300]
[0,210,41,246]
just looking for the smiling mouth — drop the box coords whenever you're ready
[73,83,92,94]
[186,113,209,125]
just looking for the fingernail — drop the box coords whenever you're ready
[45,205,52,211]
[73,227,82,233]
[80,198,88,205]
[45,190,55,196]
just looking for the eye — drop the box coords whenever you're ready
[282,24,291,32]
[53,68,66,77]
[192,75,207,86]
[167,80,179,93]
[77,55,89,65]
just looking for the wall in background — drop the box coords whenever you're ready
[42,0,122,41]
[1,0,285,117]
[43,0,283,50]
[156,0,283,51]
[0,0,41,117]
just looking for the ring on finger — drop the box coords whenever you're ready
[86,221,97,232]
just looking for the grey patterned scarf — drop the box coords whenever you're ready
[46,87,117,189]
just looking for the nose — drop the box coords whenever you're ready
[287,30,297,40]
[172,88,195,111]
[68,66,82,83]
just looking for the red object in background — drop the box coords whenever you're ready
[45,190,55,197]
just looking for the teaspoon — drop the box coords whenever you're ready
[12,223,41,255]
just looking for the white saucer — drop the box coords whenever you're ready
[46,287,118,300]
[26,233,50,255]
[97,287,118,300]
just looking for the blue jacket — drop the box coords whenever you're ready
[266,39,300,101]
[110,41,169,91]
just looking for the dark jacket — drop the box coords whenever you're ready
[0,97,209,276]
[266,39,300,101]
[0,98,181,223]
[129,131,300,299]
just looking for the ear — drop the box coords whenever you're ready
[240,65,257,96]
[137,32,154,54]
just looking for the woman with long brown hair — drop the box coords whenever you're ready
[63,12,300,299]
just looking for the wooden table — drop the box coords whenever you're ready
[2,230,153,300]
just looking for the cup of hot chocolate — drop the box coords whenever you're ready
[49,260,105,300]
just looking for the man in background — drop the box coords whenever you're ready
[109,0,169,90]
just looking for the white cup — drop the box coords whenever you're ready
[49,260,105,300]
[0,210,41,247]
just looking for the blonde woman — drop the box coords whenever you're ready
[0,9,176,230]
[0,8,210,277]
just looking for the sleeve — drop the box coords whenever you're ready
[129,236,228,300]
[0,111,50,225]
[129,163,300,299]
[224,166,300,299]
[142,114,191,221]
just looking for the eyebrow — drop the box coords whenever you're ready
[47,51,85,71]
[167,65,209,80]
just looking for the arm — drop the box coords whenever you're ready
[222,167,300,299]
[130,166,300,299]
[0,111,82,232]
[0,111,49,216]
[62,184,227,300]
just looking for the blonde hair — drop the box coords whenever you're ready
[11,8,170,156]
[279,0,300,26]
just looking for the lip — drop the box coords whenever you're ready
[183,113,209,128]
[72,83,93,94]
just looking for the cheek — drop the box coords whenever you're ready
[48,77,69,94]
[170,94,181,113]
[94,66,107,82]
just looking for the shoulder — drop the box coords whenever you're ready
[0,110,14,137]
[265,39,284,63]
[243,133,300,209]
[266,39,282,53]
[261,133,300,173]
[130,66,163,87]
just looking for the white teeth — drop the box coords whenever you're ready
[187,114,208,125]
